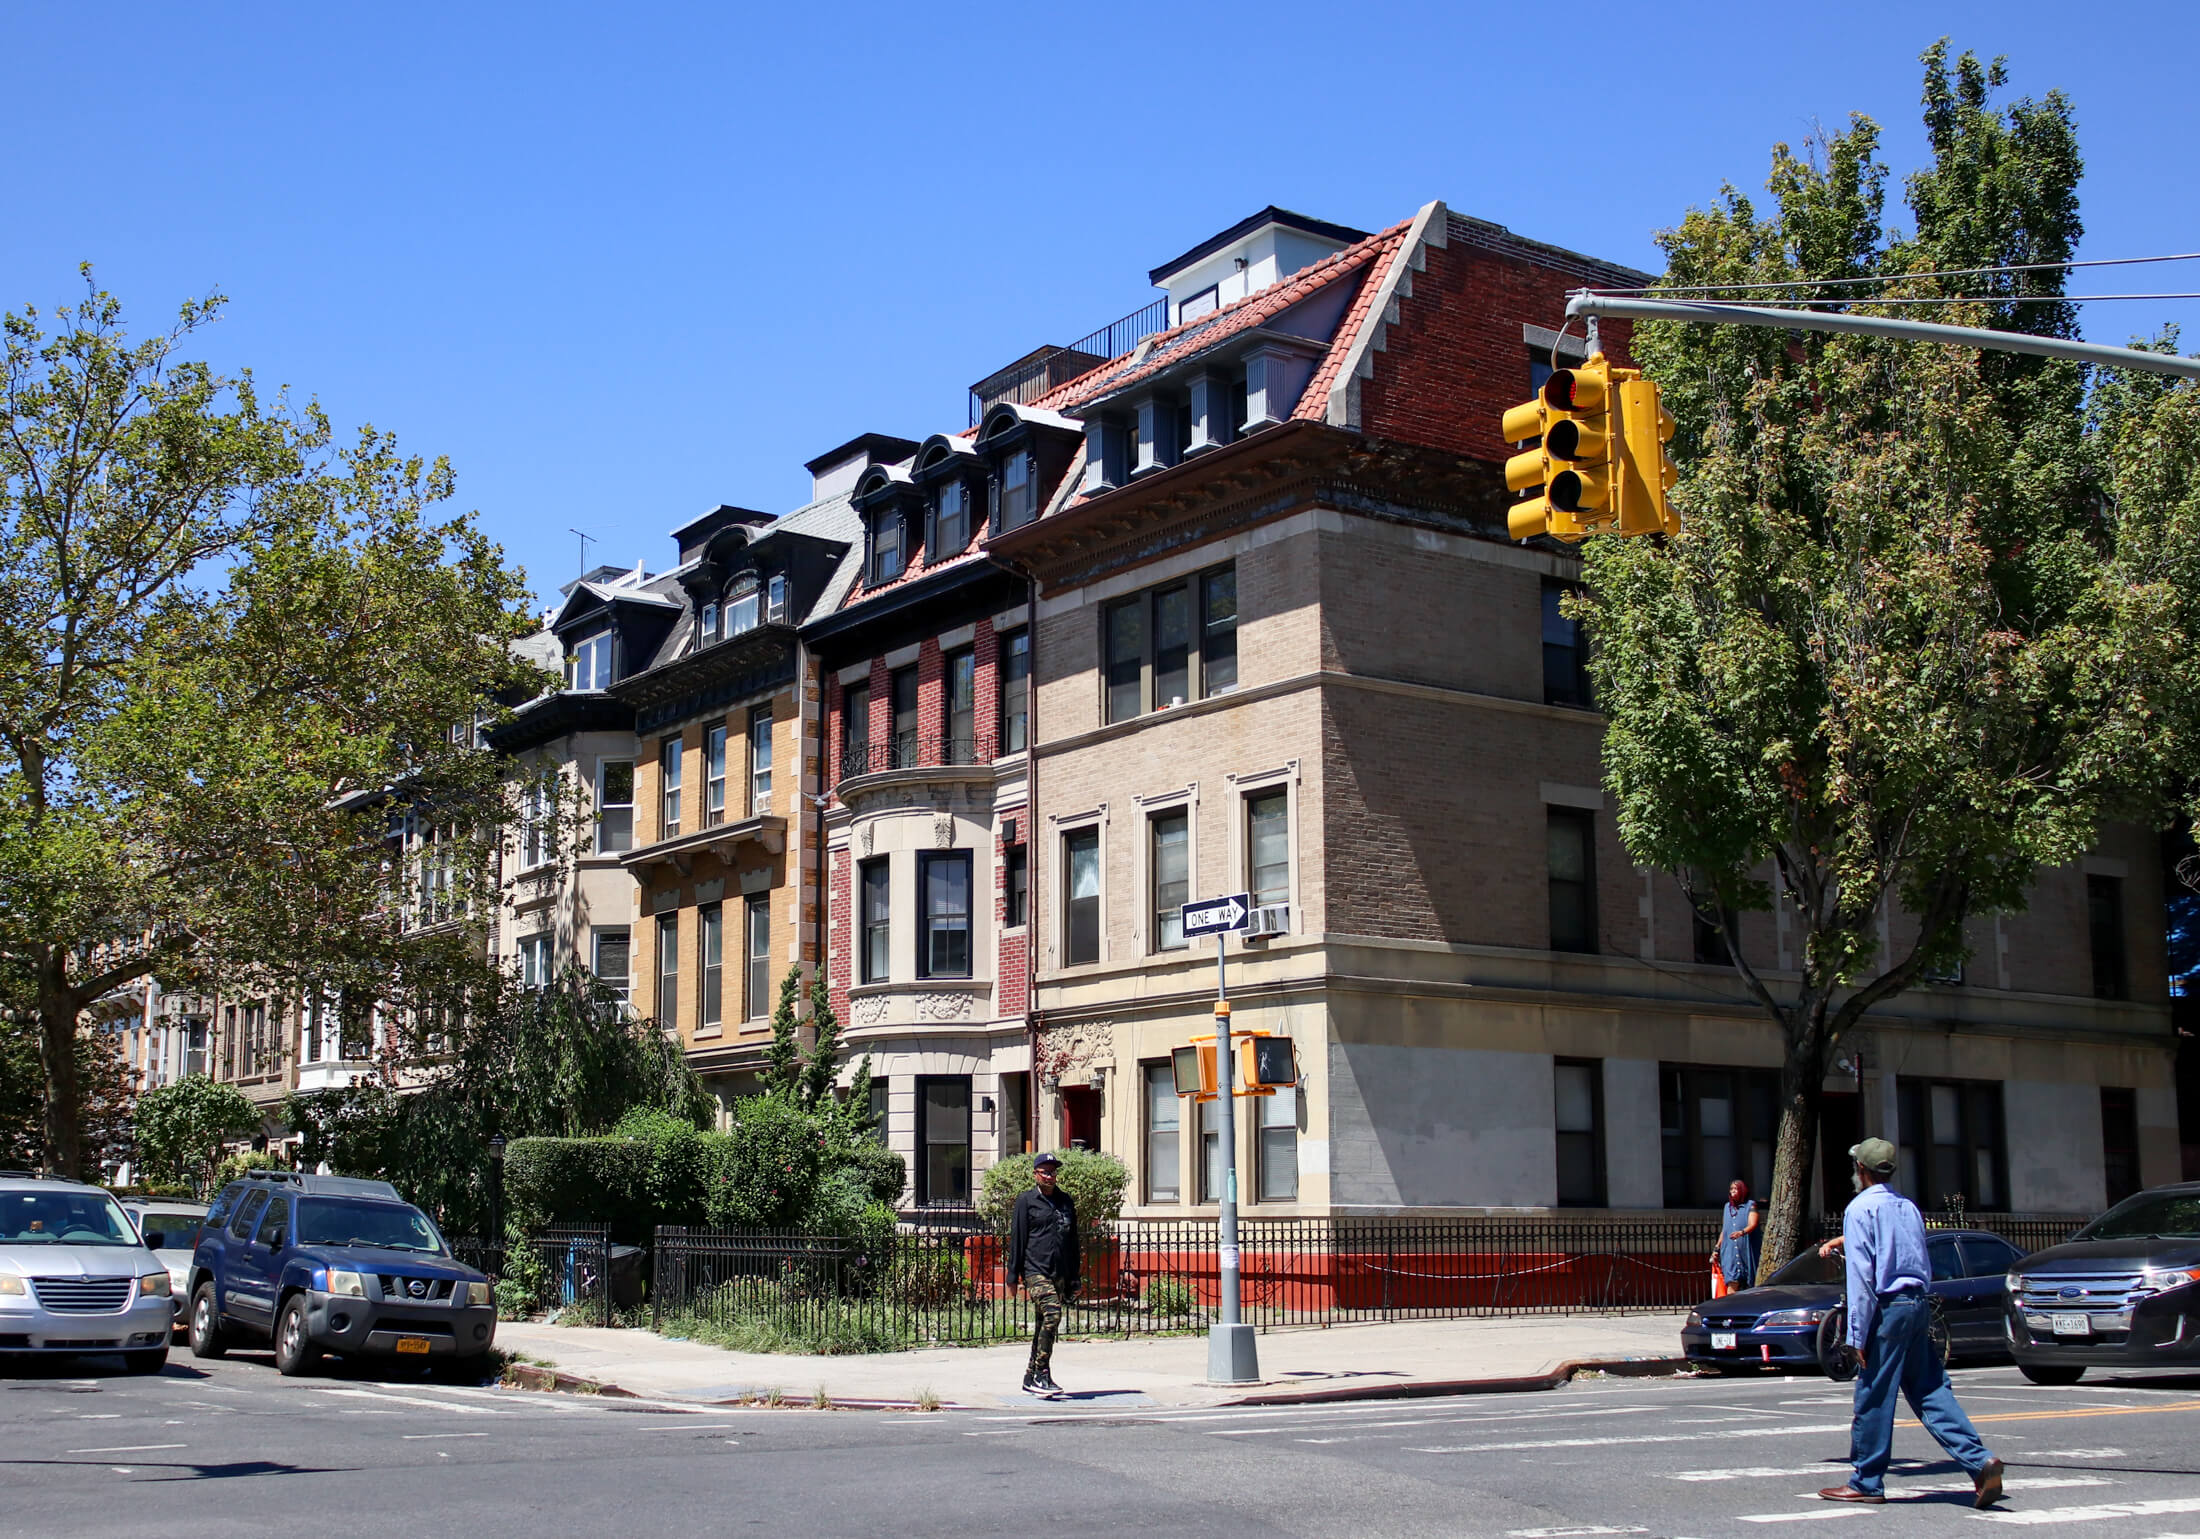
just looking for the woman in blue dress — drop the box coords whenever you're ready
[1717,1179,1763,1291]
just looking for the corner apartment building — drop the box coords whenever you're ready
[959,201,2179,1220]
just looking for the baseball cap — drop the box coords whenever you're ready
[1849,1137,1897,1175]
[1033,1152,1064,1170]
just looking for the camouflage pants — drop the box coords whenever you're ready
[1024,1271,1064,1378]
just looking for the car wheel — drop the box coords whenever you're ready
[273,1295,320,1378]
[2019,1362,2085,1386]
[1817,1312,1859,1383]
[188,1283,228,1359]
[124,1346,168,1375]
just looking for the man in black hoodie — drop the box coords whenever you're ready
[1006,1152,1079,1396]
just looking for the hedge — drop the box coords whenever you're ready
[502,1137,654,1241]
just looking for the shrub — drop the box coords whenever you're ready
[842,1139,907,1206]
[613,1107,712,1226]
[502,1137,653,1239]
[1142,1272,1198,1319]
[703,1096,834,1230]
[210,1149,284,1188]
[978,1149,1130,1236]
[135,1075,264,1195]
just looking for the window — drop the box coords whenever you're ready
[596,759,634,853]
[656,913,679,1030]
[1151,811,1189,951]
[932,481,970,558]
[1247,791,1289,907]
[726,581,760,636]
[1898,1078,2006,1210]
[698,904,724,1031]
[843,681,871,778]
[744,895,771,1020]
[870,511,904,585]
[699,603,717,644]
[229,1189,268,1242]
[867,1079,891,1145]
[1201,568,1238,697]
[2101,1087,2140,1206]
[1000,1072,1030,1158]
[592,926,631,1003]
[1063,827,1100,966]
[1543,583,1590,707]
[1257,1085,1298,1202]
[2088,874,2128,1000]
[1553,1059,1604,1206]
[891,666,919,768]
[748,707,772,815]
[520,777,551,869]
[1004,843,1028,929]
[1661,1064,1779,1207]
[1178,284,1219,324]
[1104,564,1238,722]
[519,933,552,990]
[917,1077,972,1205]
[942,649,976,763]
[1693,908,1731,967]
[1547,809,1597,953]
[221,1005,236,1078]
[705,725,728,826]
[303,998,325,1064]
[659,738,683,838]
[860,859,891,983]
[1198,1096,1224,1204]
[919,852,973,979]
[997,452,1036,532]
[1104,598,1145,723]
[1143,1061,1181,1203]
[998,629,1030,754]
[566,631,614,691]
[186,1016,207,1077]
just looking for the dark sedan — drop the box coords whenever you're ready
[2006,1181,2200,1385]
[1681,1227,2026,1375]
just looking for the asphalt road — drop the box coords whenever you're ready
[7,1348,2200,1538]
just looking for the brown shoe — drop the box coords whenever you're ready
[1973,1458,2006,1508]
[1817,1487,1886,1504]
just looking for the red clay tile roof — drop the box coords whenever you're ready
[1028,218,1412,417]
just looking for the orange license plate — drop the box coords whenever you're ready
[394,1336,432,1355]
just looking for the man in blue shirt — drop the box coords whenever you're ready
[1818,1138,2004,1507]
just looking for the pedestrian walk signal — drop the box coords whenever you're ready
[1172,1033,1295,1099]
[1502,356,1679,542]
[1242,1035,1298,1090]
[1172,1043,1216,1099]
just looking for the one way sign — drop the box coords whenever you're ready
[1180,893,1253,938]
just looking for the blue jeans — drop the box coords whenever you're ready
[1849,1293,1992,1494]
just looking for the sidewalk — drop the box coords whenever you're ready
[496,1311,1689,1410]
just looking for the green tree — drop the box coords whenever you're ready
[0,273,545,1175]
[1576,44,2198,1273]
[130,1073,261,1194]
[762,966,804,1101]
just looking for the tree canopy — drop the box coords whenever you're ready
[0,273,546,1175]
[1575,43,2200,1270]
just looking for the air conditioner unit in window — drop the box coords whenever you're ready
[1244,903,1290,940]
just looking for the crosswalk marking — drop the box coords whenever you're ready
[1737,1511,1875,1524]
[1974,1497,2200,1527]
[1411,1421,1853,1454]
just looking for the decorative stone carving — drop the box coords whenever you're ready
[915,990,974,1022]
[1034,1019,1114,1084]
[934,809,955,848]
[851,994,890,1026]
[859,821,874,857]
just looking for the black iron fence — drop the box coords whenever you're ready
[966,299,1171,425]
[649,1216,1731,1348]
[451,1224,622,1327]
[840,731,995,781]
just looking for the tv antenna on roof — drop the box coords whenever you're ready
[569,527,594,575]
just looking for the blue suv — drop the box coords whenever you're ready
[187,1171,496,1377]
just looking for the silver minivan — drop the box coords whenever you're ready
[0,1171,178,1372]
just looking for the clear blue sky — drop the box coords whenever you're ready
[14,3,2196,611]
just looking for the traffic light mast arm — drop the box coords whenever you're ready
[1564,292,2200,381]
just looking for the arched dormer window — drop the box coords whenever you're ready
[725,575,761,636]
[975,404,1079,538]
[854,460,919,589]
[913,434,981,564]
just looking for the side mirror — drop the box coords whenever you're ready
[144,1232,160,1251]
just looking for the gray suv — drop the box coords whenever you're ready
[0,1171,178,1373]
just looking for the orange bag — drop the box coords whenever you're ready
[1710,1265,1730,1299]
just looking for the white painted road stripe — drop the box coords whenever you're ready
[401,1432,489,1440]
[66,1443,186,1455]
[1506,1527,1649,1537]
[1975,1498,2200,1526]
[1737,1512,1875,1524]
[315,1389,505,1414]
[1788,1478,2114,1498]
[1211,1405,1660,1437]
[1411,1422,1853,1454]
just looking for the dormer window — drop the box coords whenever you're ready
[699,603,718,645]
[725,578,760,636]
[997,452,1035,533]
[767,574,788,622]
[931,481,970,560]
[870,511,905,585]
[566,631,614,691]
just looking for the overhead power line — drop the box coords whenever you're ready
[1603,250,2200,298]
[1667,292,2200,306]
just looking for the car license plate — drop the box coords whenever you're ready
[395,1336,433,1354]
[2051,1313,2091,1337]
[1711,1332,1737,1351]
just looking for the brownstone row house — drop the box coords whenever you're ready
[144,200,2179,1216]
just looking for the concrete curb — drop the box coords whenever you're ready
[497,1353,1688,1414]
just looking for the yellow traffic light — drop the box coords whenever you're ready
[1614,377,1680,537]
[1502,356,1617,543]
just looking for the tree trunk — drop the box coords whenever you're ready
[1759,1017,1830,1280]
[36,950,85,1179]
